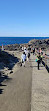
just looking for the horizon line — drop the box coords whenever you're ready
[0,36,49,38]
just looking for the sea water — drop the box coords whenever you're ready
[0,37,49,46]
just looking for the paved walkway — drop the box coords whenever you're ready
[0,54,49,111]
[0,61,32,111]
[31,54,49,111]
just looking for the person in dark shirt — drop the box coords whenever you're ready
[33,48,35,55]
[37,53,42,70]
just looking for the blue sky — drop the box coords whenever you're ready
[0,0,49,37]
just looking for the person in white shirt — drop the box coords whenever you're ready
[27,50,30,61]
[22,47,24,51]
[24,49,27,55]
[24,46,26,50]
[21,52,26,67]
[24,49,30,62]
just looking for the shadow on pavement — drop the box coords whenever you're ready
[0,83,7,86]
[30,65,44,69]
[0,74,12,83]
[0,74,12,94]
[42,61,49,73]
[0,89,4,94]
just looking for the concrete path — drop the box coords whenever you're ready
[0,54,49,111]
[31,54,49,111]
[0,61,32,111]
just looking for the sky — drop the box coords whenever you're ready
[0,0,49,37]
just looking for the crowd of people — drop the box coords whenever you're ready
[20,45,44,70]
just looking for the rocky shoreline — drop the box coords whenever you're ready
[1,38,49,51]
[0,50,21,83]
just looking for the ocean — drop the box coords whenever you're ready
[0,37,49,46]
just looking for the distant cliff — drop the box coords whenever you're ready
[28,39,49,49]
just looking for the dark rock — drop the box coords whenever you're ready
[0,72,1,77]
[28,39,49,49]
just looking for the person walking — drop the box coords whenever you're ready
[36,53,42,70]
[21,52,26,67]
[33,48,35,55]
